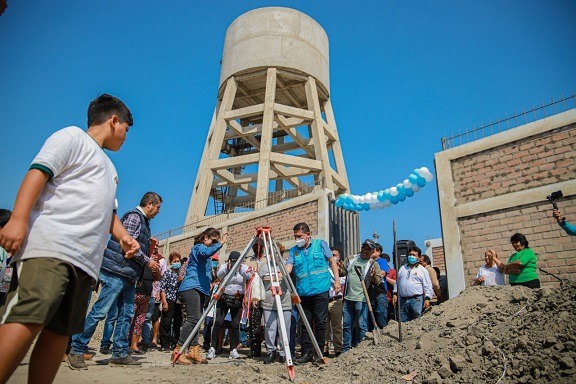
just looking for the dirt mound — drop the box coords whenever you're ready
[334,282,576,384]
[16,282,575,384]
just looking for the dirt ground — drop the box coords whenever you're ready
[10,281,576,384]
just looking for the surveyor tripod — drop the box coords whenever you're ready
[172,227,326,381]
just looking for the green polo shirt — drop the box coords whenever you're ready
[508,248,538,284]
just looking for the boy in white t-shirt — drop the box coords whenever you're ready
[0,94,140,384]
[474,249,505,286]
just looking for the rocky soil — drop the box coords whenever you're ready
[11,281,576,383]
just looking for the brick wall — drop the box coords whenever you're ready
[226,201,319,251]
[452,124,576,203]
[164,201,319,259]
[459,197,576,288]
[432,246,446,273]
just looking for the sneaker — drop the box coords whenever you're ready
[66,353,88,370]
[229,348,240,359]
[109,355,142,366]
[206,347,216,360]
[263,351,276,364]
[277,354,286,364]
[99,346,111,355]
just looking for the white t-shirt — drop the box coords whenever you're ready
[476,265,505,286]
[12,126,118,280]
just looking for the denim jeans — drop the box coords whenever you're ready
[100,301,119,349]
[141,296,156,345]
[374,292,389,328]
[342,299,368,352]
[71,270,135,359]
[399,295,423,322]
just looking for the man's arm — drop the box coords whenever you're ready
[0,169,49,254]
[109,214,139,258]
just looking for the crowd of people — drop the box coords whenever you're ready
[0,93,574,384]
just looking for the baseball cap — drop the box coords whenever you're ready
[362,239,376,249]
[228,251,241,262]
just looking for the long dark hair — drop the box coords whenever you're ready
[194,227,220,245]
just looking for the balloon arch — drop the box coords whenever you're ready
[334,167,434,212]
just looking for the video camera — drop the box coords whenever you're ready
[547,190,565,222]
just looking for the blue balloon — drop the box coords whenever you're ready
[398,193,406,202]
[405,188,414,197]
[335,198,344,207]
[377,190,385,202]
[362,203,371,211]
[417,177,426,187]
[390,195,399,205]
[409,174,419,184]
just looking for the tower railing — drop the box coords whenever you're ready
[155,177,325,241]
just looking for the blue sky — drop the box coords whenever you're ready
[1,1,575,257]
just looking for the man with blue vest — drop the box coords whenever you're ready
[286,222,340,364]
[68,192,162,369]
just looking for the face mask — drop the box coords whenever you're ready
[407,256,419,265]
[212,261,219,269]
[171,262,181,269]
[295,238,306,248]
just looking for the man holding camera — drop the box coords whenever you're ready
[553,209,576,236]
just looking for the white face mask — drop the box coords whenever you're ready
[295,238,306,248]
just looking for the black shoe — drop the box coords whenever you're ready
[263,351,276,364]
[334,352,341,358]
[99,346,111,355]
[295,351,313,364]
[277,355,286,364]
[323,350,330,358]
[129,348,145,355]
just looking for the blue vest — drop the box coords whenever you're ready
[101,209,151,282]
[290,239,331,296]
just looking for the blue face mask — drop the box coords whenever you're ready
[407,255,419,265]
[212,261,219,269]
[171,262,181,269]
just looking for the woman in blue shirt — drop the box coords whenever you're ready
[173,227,227,365]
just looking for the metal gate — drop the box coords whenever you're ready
[328,199,360,258]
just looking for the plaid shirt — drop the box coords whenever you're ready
[122,209,150,266]
[160,269,180,302]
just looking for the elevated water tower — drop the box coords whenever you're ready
[185,7,350,229]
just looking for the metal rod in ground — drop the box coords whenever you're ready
[354,264,380,345]
[260,228,295,381]
[393,220,402,343]
[271,240,327,364]
[172,235,258,365]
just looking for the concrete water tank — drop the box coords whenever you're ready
[219,7,330,95]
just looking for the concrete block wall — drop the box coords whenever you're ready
[435,109,576,297]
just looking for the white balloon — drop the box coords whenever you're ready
[370,193,378,203]
[358,196,365,203]
[383,200,391,207]
[424,172,434,182]
[389,187,398,196]
[352,195,360,204]
[419,167,430,174]
[369,202,378,210]
[411,185,420,192]
[403,179,412,189]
